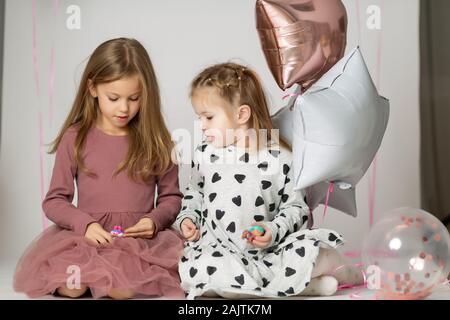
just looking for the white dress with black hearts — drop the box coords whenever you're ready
[173,142,344,299]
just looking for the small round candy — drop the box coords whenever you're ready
[248,226,265,236]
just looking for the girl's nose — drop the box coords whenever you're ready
[119,100,130,112]
[200,121,208,132]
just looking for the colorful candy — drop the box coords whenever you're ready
[110,225,124,237]
[241,225,265,241]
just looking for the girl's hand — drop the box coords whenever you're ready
[124,218,155,239]
[245,222,272,248]
[180,218,200,242]
[85,222,113,245]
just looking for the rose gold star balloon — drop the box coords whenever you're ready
[256,0,348,90]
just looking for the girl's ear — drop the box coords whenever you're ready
[87,79,98,98]
[237,104,251,125]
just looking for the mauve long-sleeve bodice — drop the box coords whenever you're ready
[42,125,182,236]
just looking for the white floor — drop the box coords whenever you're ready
[1,259,449,300]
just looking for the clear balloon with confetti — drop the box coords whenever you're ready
[362,208,450,299]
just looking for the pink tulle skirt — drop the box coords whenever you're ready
[13,212,186,299]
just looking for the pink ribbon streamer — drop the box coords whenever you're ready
[48,47,55,127]
[368,0,384,228]
[354,0,384,228]
[343,250,362,259]
[282,93,300,100]
[322,182,334,222]
[39,111,47,229]
[32,0,48,230]
[355,0,362,46]
[48,0,59,127]
[32,0,60,230]
[31,0,40,97]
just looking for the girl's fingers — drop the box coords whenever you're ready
[184,230,195,239]
[250,232,272,247]
[85,236,97,246]
[181,224,195,235]
[101,230,113,243]
[182,224,197,239]
[124,224,146,234]
[184,219,195,228]
[95,235,107,245]
[255,232,272,242]
[250,239,269,248]
[181,228,194,239]
[124,231,153,238]
[187,230,200,242]
[186,233,196,241]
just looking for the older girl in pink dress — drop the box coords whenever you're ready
[13,38,185,299]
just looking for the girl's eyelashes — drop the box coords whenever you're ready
[107,96,140,102]
[196,115,213,120]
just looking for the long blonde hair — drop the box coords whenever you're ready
[49,37,175,183]
[190,62,291,151]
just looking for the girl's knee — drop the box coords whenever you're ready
[57,285,88,298]
[108,288,134,300]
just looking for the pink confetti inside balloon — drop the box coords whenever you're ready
[362,208,450,300]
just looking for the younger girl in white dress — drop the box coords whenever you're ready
[173,63,363,299]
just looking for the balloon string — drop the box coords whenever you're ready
[48,0,59,128]
[48,47,55,127]
[322,182,334,222]
[343,250,361,259]
[367,0,384,228]
[355,0,362,45]
[31,0,39,97]
[32,0,48,230]
[39,111,48,229]
[329,262,379,300]
[368,158,377,226]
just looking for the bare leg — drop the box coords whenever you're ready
[57,285,88,298]
[298,247,364,297]
[300,276,338,296]
[107,288,135,300]
[312,247,364,286]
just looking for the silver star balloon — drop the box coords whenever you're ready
[271,47,390,221]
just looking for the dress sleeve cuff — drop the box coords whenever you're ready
[72,214,97,236]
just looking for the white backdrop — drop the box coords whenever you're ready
[0,0,420,263]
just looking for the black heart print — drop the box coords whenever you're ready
[216,210,225,220]
[296,247,305,257]
[189,267,198,278]
[258,162,269,171]
[209,193,217,202]
[234,274,245,285]
[210,154,220,163]
[255,196,264,207]
[226,222,236,233]
[254,215,264,222]
[212,172,222,183]
[239,153,250,163]
[207,266,217,275]
[232,195,242,206]
[261,180,272,190]
[234,174,246,183]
